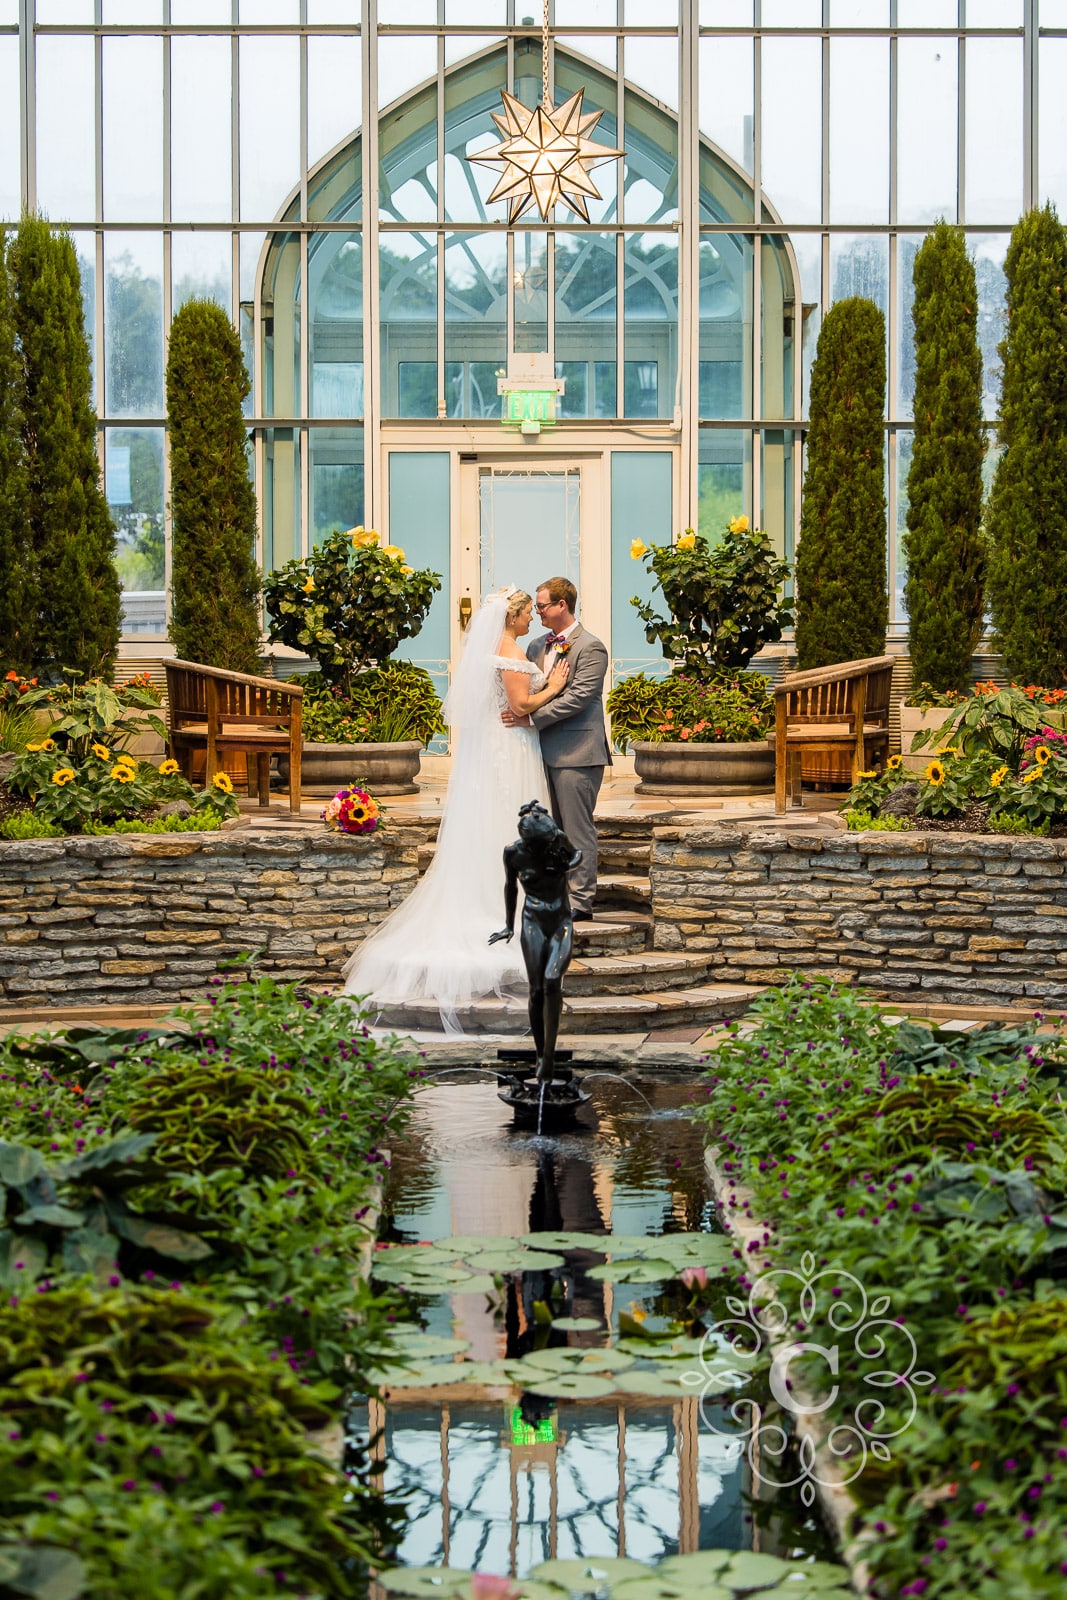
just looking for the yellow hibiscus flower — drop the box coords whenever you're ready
[111,765,136,783]
[159,758,180,776]
[990,766,1009,787]
[630,539,648,560]
[924,760,946,786]
[1034,744,1053,765]
[401,565,413,575]
[51,768,76,786]
[729,514,749,533]
[676,531,696,551]
[92,743,111,760]
[302,574,315,594]
[381,543,406,562]
[212,771,234,794]
[348,525,379,548]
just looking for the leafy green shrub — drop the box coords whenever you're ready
[606,670,773,751]
[0,228,30,677]
[795,297,888,668]
[0,813,62,839]
[842,808,911,831]
[989,811,1050,835]
[904,222,986,693]
[910,682,1048,764]
[167,300,262,674]
[296,660,445,745]
[265,528,441,695]
[986,206,1067,687]
[628,517,791,677]
[11,217,121,682]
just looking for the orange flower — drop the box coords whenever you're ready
[4,670,17,681]
[680,728,691,740]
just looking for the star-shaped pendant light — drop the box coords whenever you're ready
[469,4,623,223]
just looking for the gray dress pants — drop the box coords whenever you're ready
[545,764,603,914]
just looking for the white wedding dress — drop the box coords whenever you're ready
[341,592,550,1033]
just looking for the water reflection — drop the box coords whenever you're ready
[351,1077,750,1575]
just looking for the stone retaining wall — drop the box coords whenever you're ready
[0,826,426,1008]
[652,825,1067,1008]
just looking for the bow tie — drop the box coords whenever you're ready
[546,632,569,648]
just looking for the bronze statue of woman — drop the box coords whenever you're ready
[490,800,582,1084]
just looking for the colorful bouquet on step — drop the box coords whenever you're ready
[321,784,381,835]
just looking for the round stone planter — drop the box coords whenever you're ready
[632,739,775,796]
[277,740,423,797]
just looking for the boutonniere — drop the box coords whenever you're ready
[555,640,572,656]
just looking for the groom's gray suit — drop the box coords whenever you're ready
[526,622,612,916]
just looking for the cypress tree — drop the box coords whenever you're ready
[986,205,1067,686]
[904,222,986,693]
[795,296,888,668]
[11,217,121,680]
[0,228,31,674]
[167,300,261,672]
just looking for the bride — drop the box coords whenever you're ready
[341,587,571,1032]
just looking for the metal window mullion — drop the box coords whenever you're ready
[1024,0,1038,209]
[94,5,102,226]
[821,7,829,227]
[363,0,381,529]
[679,0,699,528]
[887,425,898,632]
[20,0,34,213]
[547,229,555,366]
[506,230,515,356]
[231,14,239,223]
[751,232,762,530]
[958,26,966,225]
[300,231,309,554]
[616,232,624,421]
[752,16,761,226]
[300,3,308,223]
[889,8,897,226]
[436,26,446,417]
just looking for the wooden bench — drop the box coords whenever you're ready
[164,660,303,815]
[769,654,895,814]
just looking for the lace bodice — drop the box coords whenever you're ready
[490,653,546,709]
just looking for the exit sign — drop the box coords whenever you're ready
[501,388,558,425]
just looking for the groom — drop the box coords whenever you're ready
[503,577,611,921]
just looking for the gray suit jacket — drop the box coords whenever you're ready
[526,623,612,770]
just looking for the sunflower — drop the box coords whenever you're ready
[990,766,1009,787]
[924,760,946,786]
[159,758,180,776]
[856,769,878,780]
[51,768,76,786]
[212,772,234,794]
[1034,744,1053,765]
[111,765,136,783]
[91,743,111,760]
[27,737,57,753]
[115,752,136,768]
[887,754,902,770]
[1023,767,1042,784]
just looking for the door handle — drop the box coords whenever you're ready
[459,595,473,630]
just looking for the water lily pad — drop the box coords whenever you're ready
[374,1262,474,1287]
[447,1360,518,1386]
[586,1259,676,1284]
[389,1334,471,1360]
[754,1561,852,1590]
[520,1347,635,1374]
[653,1234,732,1266]
[616,1336,706,1359]
[369,1362,470,1390]
[374,1245,458,1265]
[512,1584,571,1600]
[722,1552,792,1590]
[521,1371,618,1399]
[378,1567,470,1597]
[757,1587,854,1598]
[518,1231,610,1252]
[449,1275,499,1296]
[437,1234,514,1253]
[465,1250,566,1273]
[550,1316,604,1332]
[657,1552,732,1586]
[613,1367,702,1399]
[614,1581,732,1600]
[603,1234,659,1256]
[531,1559,649,1590]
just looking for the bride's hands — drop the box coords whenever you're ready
[547,658,570,694]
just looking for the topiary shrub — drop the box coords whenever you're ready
[167,300,261,672]
[0,228,30,677]
[904,221,986,693]
[795,296,888,668]
[10,218,121,681]
[986,205,1067,687]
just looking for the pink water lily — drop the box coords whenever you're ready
[471,1575,519,1600]
[680,1266,709,1290]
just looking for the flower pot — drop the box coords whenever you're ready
[277,740,422,796]
[632,739,775,796]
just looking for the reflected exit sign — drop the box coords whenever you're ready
[501,389,558,425]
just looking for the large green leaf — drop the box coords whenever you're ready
[0,1142,46,1186]
[14,1205,86,1230]
[0,1545,88,1600]
[59,1133,158,1182]
[0,1231,48,1287]
[106,1210,212,1261]
[61,1228,120,1276]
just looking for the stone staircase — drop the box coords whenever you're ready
[378,810,760,1037]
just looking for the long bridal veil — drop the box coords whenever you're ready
[341,589,549,1032]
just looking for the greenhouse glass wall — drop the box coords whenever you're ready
[1,0,1065,690]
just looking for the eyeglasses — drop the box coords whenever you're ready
[534,601,560,613]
